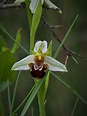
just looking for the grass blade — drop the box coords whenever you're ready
[30,1,42,50]
[0,24,29,54]
[53,15,78,59]
[71,97,79,116]
[7,80,12,116]
[11,28,22,54]
[11,71,21,112]
[20,78,44,116]
[12,84,36,115]
[51,72,87,104]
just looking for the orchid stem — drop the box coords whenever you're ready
[38,87,46,116]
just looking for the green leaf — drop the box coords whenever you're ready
[44,41,52,99]
[51,72,87,104]
[11,28,22,54]
[0,23,29,54]
[0,36,6,53]
[11,71,21,113]
[44,71,50,99]
[0,50,16,83]
[71,97,79,116]
[30,1,42,50]
[25,0,32,30]
[48,40,52,56]
[20,78,44,116]
[12,84,35,115]
[53,15,78,59]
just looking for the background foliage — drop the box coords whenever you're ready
[0,0,87,116]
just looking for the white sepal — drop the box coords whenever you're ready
[45,56,68,72]
[11,55,34,70]
[30,0,40,13]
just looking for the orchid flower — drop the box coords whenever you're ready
[11,41,67,78]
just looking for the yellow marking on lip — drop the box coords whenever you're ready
[38,56,42,60]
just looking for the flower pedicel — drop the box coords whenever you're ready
[11,41,67,78]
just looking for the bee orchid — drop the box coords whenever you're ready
[11,41,67,78]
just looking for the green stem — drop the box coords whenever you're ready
[25,0,32,31]
[38,86,46,116]
[37,41,52,116]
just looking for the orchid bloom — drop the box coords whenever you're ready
[11,41,67,78]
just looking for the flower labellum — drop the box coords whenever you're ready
[11,41,67,79]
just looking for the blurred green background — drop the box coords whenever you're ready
[0,0,87,116]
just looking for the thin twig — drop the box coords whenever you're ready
[42,17,87,61]
[0,3,25,10]
[0,3,86,61]
[65,55,69,66]
[0,0,8,5]
[42,4,62,13]
[0,2,61,11]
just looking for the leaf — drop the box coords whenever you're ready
[0,23,29,54]
[20,78,44,116]
[0,50,16,83]
[25,0,32,30]
[11,28,22,54]
[48,40,52,56]
[30,1,42,50]
[53,15,78,59]
[71,97,79,116]
[44,40,52,99]
[0,36,6,53]
[44,0,62,13]
[51,72,87,104]
[44,71,50,99]
[12,84,35,114]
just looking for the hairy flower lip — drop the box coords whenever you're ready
[11,41,68,73]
